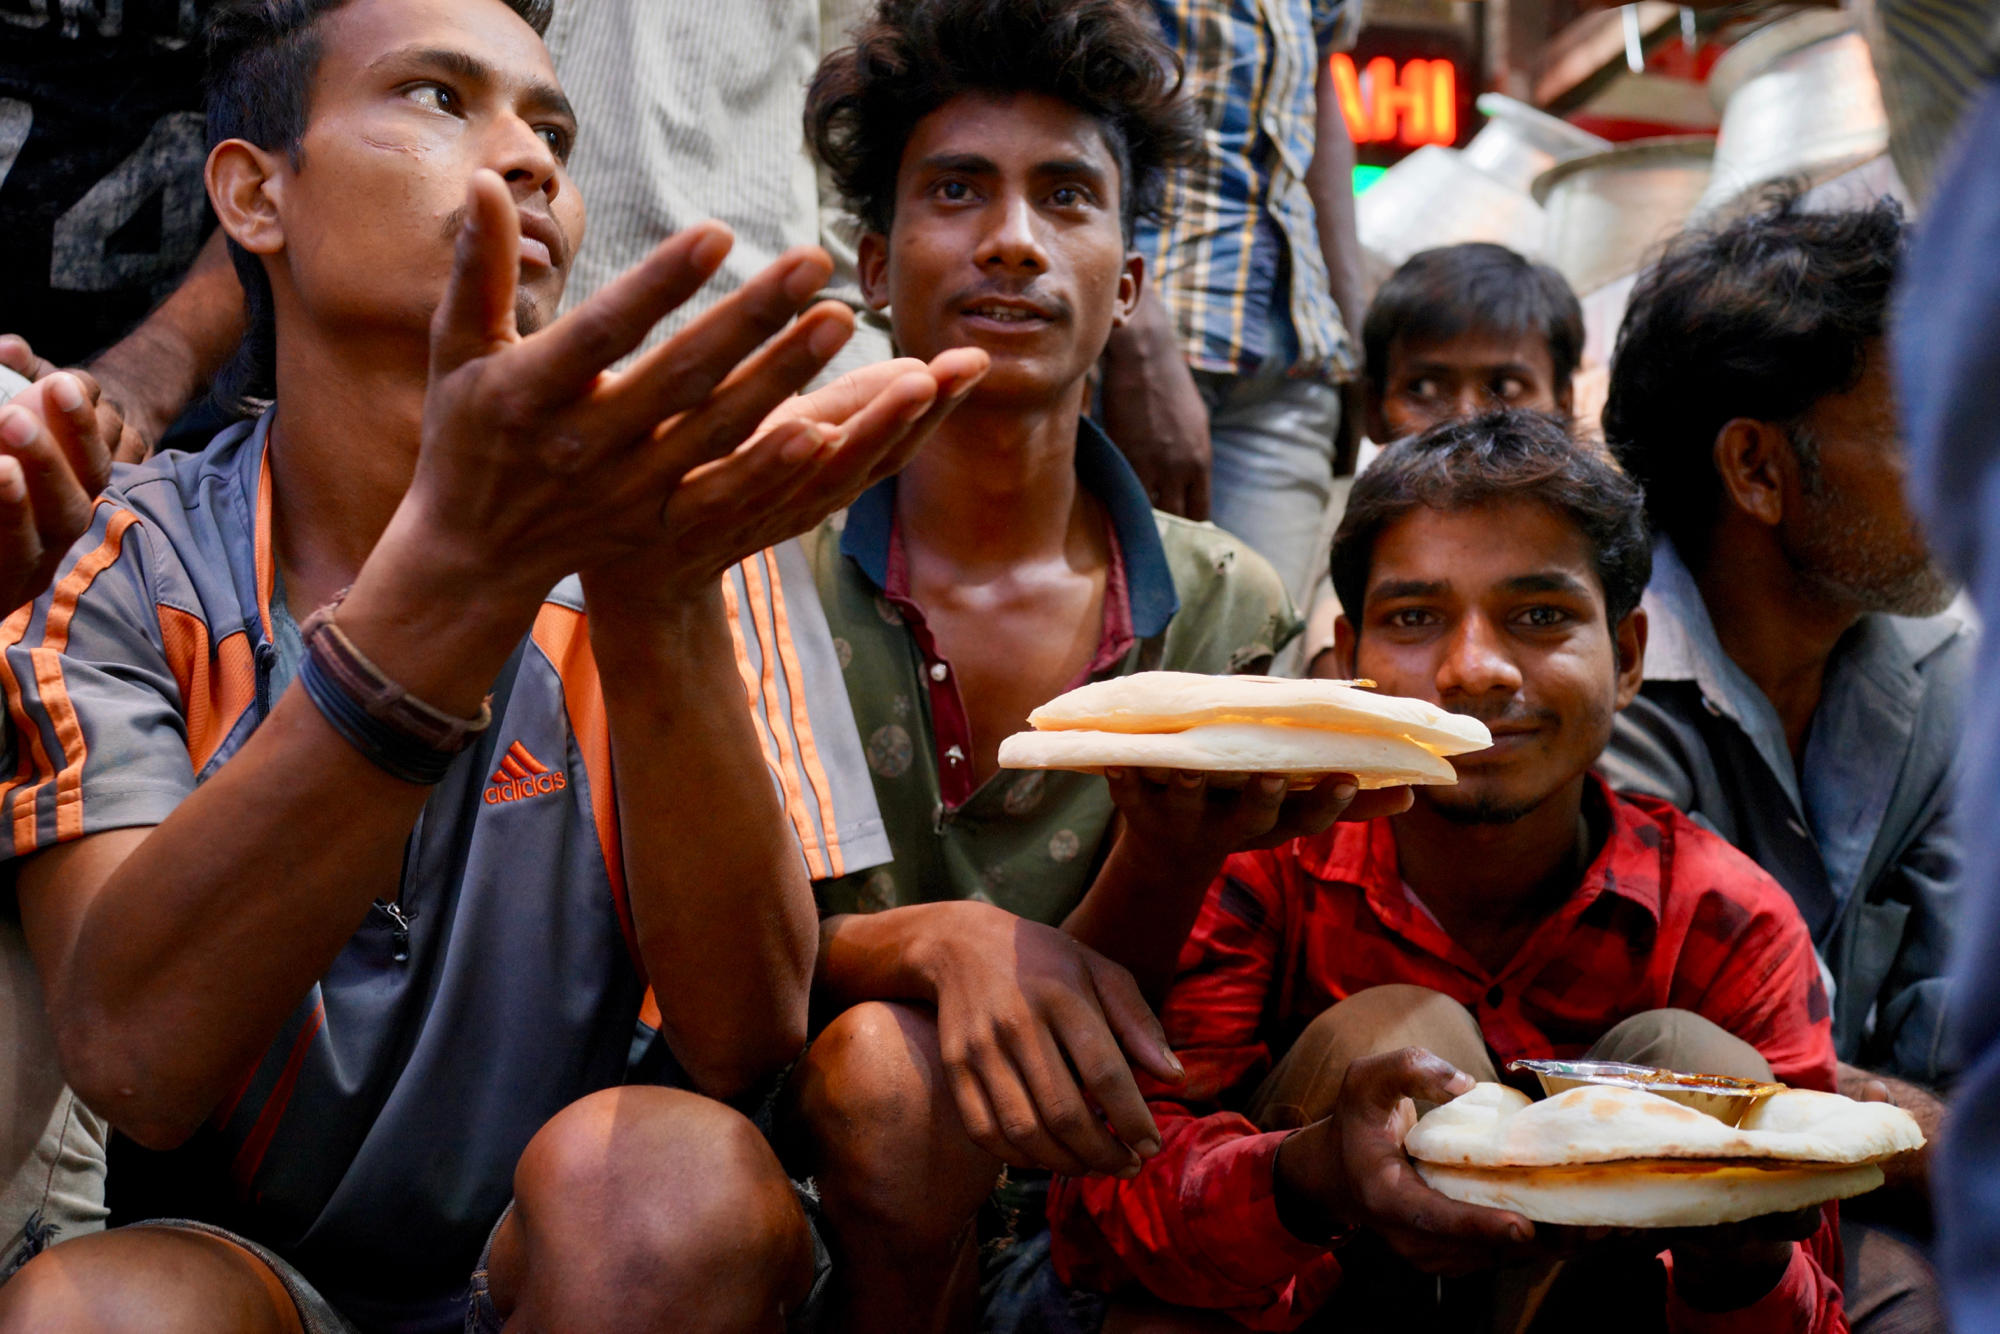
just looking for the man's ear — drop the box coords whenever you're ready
[206,138,287,258]
[856,231,892,312]
[1612,604,1648,711]
[1330,613,1361,680]
[1712,418,1791,528]
[1109,249,1144,329]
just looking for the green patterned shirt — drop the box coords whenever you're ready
[808,420,1301,926]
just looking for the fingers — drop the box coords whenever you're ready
[0,334,54,382]
[779,355,933,430]
[595,245,835,439]
[1341,786,1414,822]
[633,302,854,488]
[658,418,828,532]
[1012,1020,1143,1176]
[0,404,93,567]
[1089,953,1183,1089]
[34,372,113,498]
[1349,1047,1476,1112]
[0,455,45,609]
[430,171,529,378]
[946,1030,1096,1177]
[828,349,988,493]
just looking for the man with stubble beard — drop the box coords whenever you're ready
[1601,196,1964,1334]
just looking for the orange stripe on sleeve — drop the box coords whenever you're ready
[529,603,642,975]
[156,611,257,775]
[719,574,799,857]
[761,549,847,879]
[736,556,826,879]
[0,510,141,848]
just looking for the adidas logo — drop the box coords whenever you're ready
[483,740,567,805]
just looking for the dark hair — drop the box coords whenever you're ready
[205,0,555,416]
[1331,409,1652,629]
[1361,243,1584,403]
[1602,190,1905,556]
[805,0,1200,241]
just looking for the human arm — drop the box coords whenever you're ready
[0,369,114,613]
[1,230,245,464]
[1050,856,1527,1325]
[1307,54,1363,345]
[1098,281,1213,518]
[11,172,967,1146]
[1066,770,1409,1004]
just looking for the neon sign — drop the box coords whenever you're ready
[1330,54,1458,149]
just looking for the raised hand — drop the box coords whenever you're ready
[0,336,142,466]
[0,370,118,614]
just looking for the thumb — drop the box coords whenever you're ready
[1356,1048,1476,1113]
[1091,957,1184,1086]
[430,170,523,377]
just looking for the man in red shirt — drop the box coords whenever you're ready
[1049,410,1849,1332]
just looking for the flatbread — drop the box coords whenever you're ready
[1412,1158,1885,1228]
[1404,1082,1922,1228]
[1404,1082,1924,1167]
[1025,673,1492,755]
[996,722,1459,789]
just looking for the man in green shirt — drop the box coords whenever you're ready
[781,2,1409,1330]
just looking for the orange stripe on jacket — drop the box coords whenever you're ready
[0,510,142,849]
[156,611,258,775]
[231,1000,325,1194]
[0,597,49,851]
[252,446,275,644]
[719,575,796,860]
[509,741,549,775]
[761,548,846,879]
[529,603,640,975]
[736,555,825,878]
[39,511,142,841]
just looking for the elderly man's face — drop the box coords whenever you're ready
[1779,349,1953,617]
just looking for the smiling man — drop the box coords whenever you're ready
[0,0,980,1330]
[1048,411,1853,1333]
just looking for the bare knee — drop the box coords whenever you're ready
[503,1086,811,1329]
[0,1228,301,1334]
[792,1002,999,1234]
[1590,1009,1772,1081]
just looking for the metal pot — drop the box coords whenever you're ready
[1533,136,1716,298]
[1694,12,1889,218]
[1357,145,1549,287]
[1463,93,1612,195]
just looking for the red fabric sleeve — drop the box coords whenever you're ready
[1047,850,1342,1327]
[1664,1205,1849,1334]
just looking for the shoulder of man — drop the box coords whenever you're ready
[1153,513,1303,672]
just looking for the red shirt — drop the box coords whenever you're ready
[1048,780,1844,1332]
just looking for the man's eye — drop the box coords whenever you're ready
[1519,605,1569,627]
[537,126,570,158]
[408,83,457,114]
[935,180,973,201]
[1385,608,1435,629]
[1408,378,1441,400]
[1495,377,1528,400]
[1051,185,1086,207]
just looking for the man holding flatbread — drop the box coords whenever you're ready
[1049,411,1852,1332]
[776,4,1410,1329]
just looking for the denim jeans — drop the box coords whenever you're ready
[1196,367,1343,618]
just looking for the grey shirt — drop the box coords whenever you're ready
[1600,538,1973,1084]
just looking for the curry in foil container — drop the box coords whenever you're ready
[1505,1059,1786,1126]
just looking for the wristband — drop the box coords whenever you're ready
[298,591,492,785]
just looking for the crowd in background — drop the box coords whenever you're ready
[0,0,1993,1332]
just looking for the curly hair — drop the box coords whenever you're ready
[1602,190,1905,557]
[1332,410,1652,629]
[205,0,555,417]
[806,0,1201,240]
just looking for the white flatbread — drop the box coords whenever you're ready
[1413,1158,1885,1228]
[1025,673,1492,755]
[996,722,1459,788]
[1404,1082,1924,1168]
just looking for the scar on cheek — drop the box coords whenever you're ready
[360,134,427,158]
